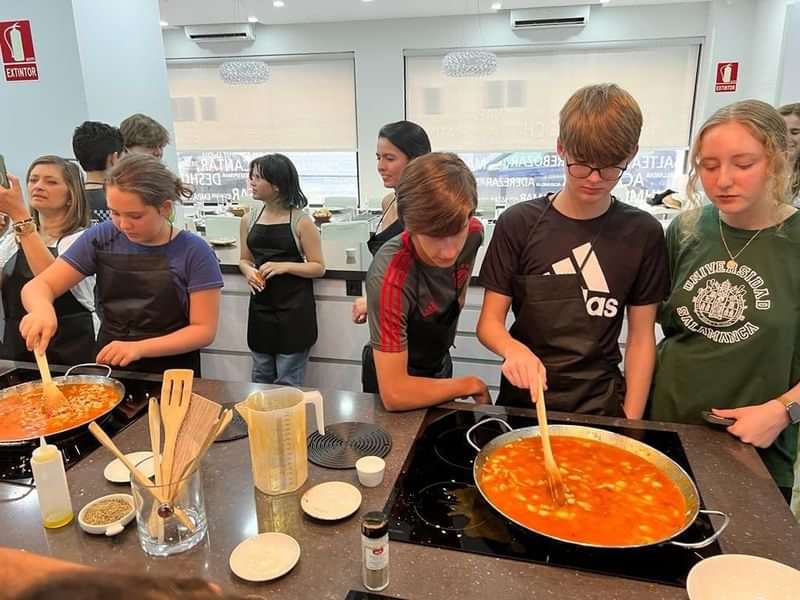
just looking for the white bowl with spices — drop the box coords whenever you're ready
[78,493,136,536]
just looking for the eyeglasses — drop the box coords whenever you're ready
[566,162,628,181]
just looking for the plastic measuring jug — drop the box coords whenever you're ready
[235,387,324,495]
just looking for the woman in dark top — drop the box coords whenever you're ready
[239,154,325,385]
[352,120,431,323]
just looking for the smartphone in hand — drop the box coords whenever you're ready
[0,154,9,189]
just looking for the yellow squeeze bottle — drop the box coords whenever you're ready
[30,437,74,528]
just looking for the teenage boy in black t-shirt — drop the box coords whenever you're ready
[477,84,669,417]
[72,121,123,222]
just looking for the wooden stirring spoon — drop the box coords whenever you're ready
[34,349,67,415]
[532,373,566,506]
[159,369,194,499]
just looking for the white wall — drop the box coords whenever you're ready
[72,0,177,169]
[163,2,710,204]
[749,0,789,103]
[0,1,88,179]
[778,3,800,104]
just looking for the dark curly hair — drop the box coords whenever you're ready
[72,121,124,172]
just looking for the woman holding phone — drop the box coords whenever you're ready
[0,156,97,364]
[19,154,223,374]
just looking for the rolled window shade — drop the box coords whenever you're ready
[406,45,700,151]
[167,57,357,151]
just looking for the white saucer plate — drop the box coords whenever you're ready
[687,554,800,600]
[103,452,154,483]
[300,481,362,521]
[229,532,301,582]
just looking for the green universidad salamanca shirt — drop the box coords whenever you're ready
[650,205,800,489]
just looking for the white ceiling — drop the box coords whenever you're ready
[158,0,710,27]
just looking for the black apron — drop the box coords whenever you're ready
[496,196,626,416]
[361,264,460,394]
[94,228,201,375]
[247,208,317,355]
[367,198,403,256]
[1,243,95,365]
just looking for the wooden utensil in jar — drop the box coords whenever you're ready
[532,374,566,506]
[167,393,221,498]
[159,369,194,499]
[33,349,67,414]
[88,422,195,531]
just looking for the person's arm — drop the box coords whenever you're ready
[96,287,221,366]
[0,174,57,276]
[712,384,798,448]
[373,348,488,411]
[0,548,91,600]
[258,216,325,280]
[622,303,658,419]
[20,259,86,353]
[477,289,547,394]
[238,212,264,293]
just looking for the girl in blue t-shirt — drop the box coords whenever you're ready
[19,154,223,375]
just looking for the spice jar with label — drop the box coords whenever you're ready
[361,511,390,591]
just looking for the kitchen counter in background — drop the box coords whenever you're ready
[1,366,797,599]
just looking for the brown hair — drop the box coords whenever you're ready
[14,572,245,600]
[396,152,477,237]
[559,83,643,166]
[107,153,193,208]
[120,113,170,149]
[26,156,89,235]
[778,102,800,197]
[679,99,792,239]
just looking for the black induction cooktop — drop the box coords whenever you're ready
[0,366,160,481]
[384,408,725,588]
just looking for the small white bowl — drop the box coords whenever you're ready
[78,493,135,537]
[355,456,385,488]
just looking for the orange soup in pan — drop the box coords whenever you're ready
[0,383,120,441]
[479,436,688,546]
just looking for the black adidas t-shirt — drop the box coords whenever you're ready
[478,195,669,366]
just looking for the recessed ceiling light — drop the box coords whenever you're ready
[273,0,285,7]
[490,2,502,9]
[159,20,169,27]
[247,16,259,23]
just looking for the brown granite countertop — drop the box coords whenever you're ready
[1,375,799,600]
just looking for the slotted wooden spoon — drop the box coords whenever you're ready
[532,374,566,506]
[159,369,194,499]
[34,349,66,414]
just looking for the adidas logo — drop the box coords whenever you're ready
[551,242,619,318]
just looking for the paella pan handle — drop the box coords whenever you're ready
[668,510,730,549]
[65,363,113,378]
[466,417,513,452]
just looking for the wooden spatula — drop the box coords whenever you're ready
[159,369,194,498]
[532,374,566,506]
[168,393,221,498]
[34,349,67,414]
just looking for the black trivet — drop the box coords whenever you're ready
[307,422,392,469]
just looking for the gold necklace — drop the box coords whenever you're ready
[718,213,764,270]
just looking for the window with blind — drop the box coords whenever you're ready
[406,45,700,210]
[167,55,358,206]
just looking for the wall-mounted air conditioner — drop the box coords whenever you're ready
[510,6,590,30]
[184,23,255,43]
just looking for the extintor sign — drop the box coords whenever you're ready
[714,62,738,93]
[1,20,39,82]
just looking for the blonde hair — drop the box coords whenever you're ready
[680,99,791,238]
[120,113,170,149]
[396,152,476,237]
[107,153,193,208]
[26,156,89,235]
[778,102,800,197]
[559,83,643,166]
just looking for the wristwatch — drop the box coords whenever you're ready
[12,217,36,242]
[778,395,800,425]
